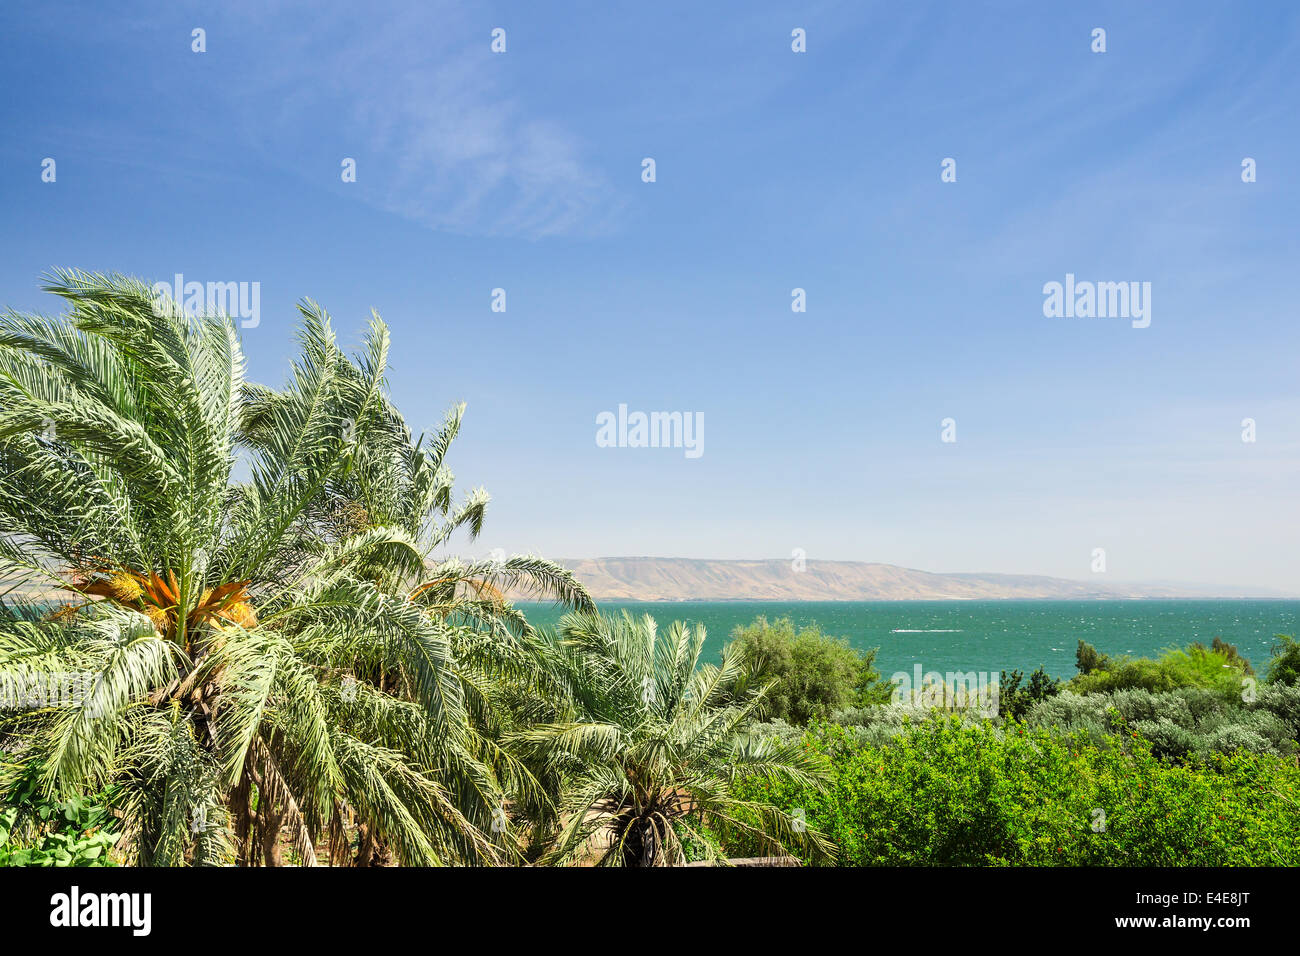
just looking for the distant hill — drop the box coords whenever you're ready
[529,557,1286,602]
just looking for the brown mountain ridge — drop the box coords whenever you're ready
[520,557,1276,602]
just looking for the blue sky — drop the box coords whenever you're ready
[1,1,1298,591]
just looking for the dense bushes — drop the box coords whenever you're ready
[1025,684,1300,761]
[756,684,1300,761]
[747,634,1300,761]
[728,715,1300,866]
[728,629,1300,866]
[1268,635,1300,685]
[0,763,118,866]
[1068,640,1252,695]
[727,616,890,724]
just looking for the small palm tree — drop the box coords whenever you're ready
[509,611,835,866]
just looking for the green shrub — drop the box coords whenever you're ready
[728,616,890,724]
[1256,682,1300,736]
[1267,635,1300,685]
[1076,640,1111,675]
[0,765,118,867]
[1025,687,1298,761]
[765,675,1299,764]
[999,667,1061,720]
[731,714,1300,866]
[1128,717,1198,762]
[1069,642,1250,696]
[1205,637,1253,675]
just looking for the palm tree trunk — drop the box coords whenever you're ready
[261,803,285,866]
[231,776,254,866]
[354,823,392,866]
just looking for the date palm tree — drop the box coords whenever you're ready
[0,270,587,865]
[508,610,835,866]
[238,353,594,862]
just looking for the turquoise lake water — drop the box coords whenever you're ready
[514,600,1300,680]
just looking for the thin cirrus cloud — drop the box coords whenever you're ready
[217,5,621,239]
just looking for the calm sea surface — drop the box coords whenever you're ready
[515,600,1300,680]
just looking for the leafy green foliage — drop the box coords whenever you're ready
[731,714,1300,866]
[733,635,1300,865]
[760,676,1300,764]
[1026,685,1300,761]
[998,666,1061,721]
[727,616,890,725]
[1075,639,1110,675]
[1267,634,1300,685]
[1205,636,1253,675]
[1069,641,1251,696]
[0,763,118,866]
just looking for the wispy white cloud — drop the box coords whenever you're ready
[222,2,620,238]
